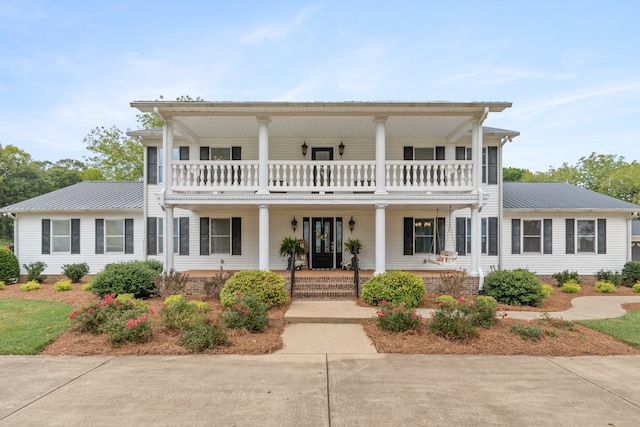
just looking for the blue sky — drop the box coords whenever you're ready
[1,0,638,172]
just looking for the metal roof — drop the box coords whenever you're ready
[504,182,640,212]
[0,181,144,213]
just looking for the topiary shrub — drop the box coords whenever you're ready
[560,280,582,293]
[360,271,425,308]
[621,261,640,287]
[220,270,287,309]
[62,262,90,283]
[594,280,617,293]
[552,270,580,286]
[482,269,544,307]
[91,261,160,299]
[0,247,20,283]
[23,261,47,283]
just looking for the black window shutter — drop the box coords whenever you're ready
[455,147,466,161]
[436,217,446,252]
[566,219,575,254]
[231,217,242,255]
[403,146,413,161]
[231,146,242,160]
[597,219,607,254]
[179,217,189,255]
[487,146,498,185]
[147,217,157,256]
[543,219,553,254]
[95,219,104,254]
[42,219,51,254]
[147,147,158,185]
[511,219,521,254]
[200,217,210,255]
[435,146,445,160]
[456,217,466,255]
[71,219,80,254]
[124,219,134,254]
[199,147,210,161]
[488,217,499,256]
[179,146,189,160]
[403,217,414,255]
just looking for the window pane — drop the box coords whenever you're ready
[578,237,595,253]
[52,220,70,235]
[211,218,230,235]
[52,220,70,253]
[210,218,230,254]
[523,237,541,253]
[523,220,541,235]
[52,237,70,252]
[522,220,541,253]
[577,220,596,253]
[158,218,163,254]
[106,220,124,235]
[173,218,179,254]
[106,220,124,253]
[210,148,230,160]
[106,237,123,252]
[211,237,230,254]
[415,218,435,254]
[415,148,434,160]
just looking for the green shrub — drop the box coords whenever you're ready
[0,280,5,290]
[633,282,640,293]
[552,270,580,286]
[0,247,19,283]
[220,270,287,309]
[23,261,47,283]
[62,262,90,283]
[621,261,640,287]
[541,283,553,299]
[560,280,582,293]
[82,283,92,292]
[91,261,160,298]
[223,292,269,333]
[435,295,455,304]
[360,271,425,308]
[482,269,544,307]
[472,295,500,328]
[595,269,622,286]
[54,279,73,292]
[178,317,229,352]
[509,323,555,341]
[20,281,41,291]
[374,300,421,332]
[102,313,152,346]
[594,280,617,293]
[69,294,150,339]
[160,295,208,331]
[428,299,477,340]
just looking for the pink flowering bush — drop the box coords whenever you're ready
[223,291,269,333]
[102,313,152,346]
[375,300,422,332]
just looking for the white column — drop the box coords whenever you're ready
[258,204,269,270]
[374,117,388,194]
[163,120,174,188]
[257,117,270,194]
[374,204,387,275]
[471,119,482,190]
[163,206,174,271]
[470,206,480,277]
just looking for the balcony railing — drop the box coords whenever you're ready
[170,160,473,192]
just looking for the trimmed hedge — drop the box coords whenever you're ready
[91,261,161,299]
[361,271,425,308]
[482,269,544,307]
[220,270,287,309]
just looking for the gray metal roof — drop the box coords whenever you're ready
[504,182,640,211]
[0,181,144,212]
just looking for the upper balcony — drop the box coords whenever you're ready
[170,160,474,193]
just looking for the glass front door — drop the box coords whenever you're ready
[312,217,334,269]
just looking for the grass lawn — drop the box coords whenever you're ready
[579,311,640,348]
[0,299,74,355]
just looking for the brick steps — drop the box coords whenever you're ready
[284,276,364,301]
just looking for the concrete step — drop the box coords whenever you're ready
[284,301,377,324]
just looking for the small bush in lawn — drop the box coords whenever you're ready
[360,271,425,308]
[374,300,421,332]
[62,262,90,283]
[595,269,622,286]
[23,261,47,283]
[20,281,41,291]
[0,247,19,283]
[223,292,269,333]
[102,314,152,346]
[91,261,160,298]
[429,298,477,340]
[483,269,544,307]
[154,268,188,297]
[633,282,640,293]
[621,261,640,287]
[552,270,580,286]
[179,317,229,352]
[594,280,617,293]
[509,323,555,341]
[541,283,553,299]
[82,283,92,292]
[54,279,73,292]
[560,280,582,293]
[160,295,208,330]
[220,270,287,309]
[435,295,455,304]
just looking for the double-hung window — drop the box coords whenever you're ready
[414,218,435,254]
[52,220,71,252]
[105,220,125,252]
[577,220,596,253]
[522,220,542,253]
[211,218,231,254]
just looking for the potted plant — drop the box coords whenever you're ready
[344,238,362,255]
[279,237,305,270]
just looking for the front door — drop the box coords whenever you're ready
[312,217,334,269]
[312,147,333,188]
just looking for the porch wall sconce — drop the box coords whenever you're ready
[348,216,356,233]
[301,141,308,158]
[291,216,298,232]
[338,141,345,157]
